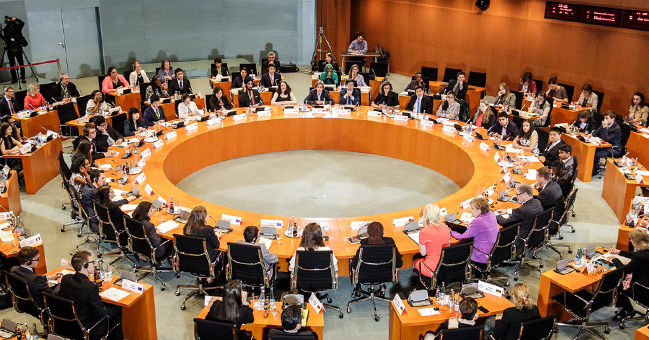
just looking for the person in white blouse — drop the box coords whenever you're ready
[129,61,150,88]
[177,94,201,119]
[288,223,338,272]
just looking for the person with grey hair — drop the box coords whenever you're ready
[494,183,543,254]
[262,51,281,74]
[533,167,562,210]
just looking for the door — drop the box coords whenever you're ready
[27,7,102,79]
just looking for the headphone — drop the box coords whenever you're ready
[83,262,89,269]
[25,260,32,266]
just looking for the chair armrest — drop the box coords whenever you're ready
[87,314,109,333]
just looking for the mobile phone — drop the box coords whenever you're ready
[478,306,489,313]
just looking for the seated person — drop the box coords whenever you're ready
[73,139,103,166]
[534,167,562,210]
[471,99,495,128]
[86,90,109,116]
[590,110,622,174]
[51,73,81,101]
[319,53,340,73]
[183,206,222,263]
[157,59,174,83]
[0,122,23,159]
[628,92,648,126]
[142,94,166,127]
[405,86,433,114]
[0,87,20,125]
[289,223,337,272]
[450,198,498,272]
[404,72,428,92]
[208,86,233,111]
[518,72,537,95]
[350,221,403,272]
[81,169,105,232]
[58,251,123,340]
[494,184,543,254]
[232,68,252,89]
[347,64,366,87]
[512,119,539,154]
[10,246,62,308]
[168,68,192,96]
[304,81,333,106]
[347,32,368,54]
[123,108,146,137]
[145,76,169,103]
[489,283,540,340]
[529,92,551,127]
[413,204,450,278]
[424,298,480,339]
[78,124,115,160]
[319,64,338,86]
[271,80,297,105]
[93,115,123,151]
[206,280,254,326]
[338,80,360,106]
[69,156,91,196]
[262,51,281,74]
[132,201,171,260]
[487,112,519,141]
[539,127,565,166]
[239,80,264,108]
[96,186,134,246]
[437,71,468,100]
[545,77,568,103]
[575,83,598,109]
[211,58,229,77]
[24,84,47,110]
[177,94,201,119]
[608,229,649,320]
[435,92,460,120]
[558,144,575,178]
[551,160,572,198]
[268,305,319,339]
[371,81,399,109]
[494,83,516,108]
[101,66,129,93]
[261,64,281,88]
[128,61,149,88]
[571,111,596,134]
[237,226,278,275]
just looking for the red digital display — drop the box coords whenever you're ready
[622,10,649,31]
[544,2,583,22]
[582,5,623,27]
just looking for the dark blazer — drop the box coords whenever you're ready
[493,305,541,340]
[571,118,596,134]
[123,118,146,137]
[617,249,649,287]
[261,72,281,88]
[405,95,433,114]
[187,225,220,262]
[142,105,166,127]
[167,78,192,96]
[238,89,263,107]
[268,329,318,339]
[77,135,105,161]
[94,126,123,153]
[339,88,361,106]
[351,237,403,269]
[304,89,334,105]
[262,60,281,74]
[211,65,229,77]
[106,201,128,246]
[206,301,254,326]
[81,183,99,231]
[208,95,233,111]
[439,79,468,100]
[142,219,167,259]
[404,80,428,92]
[487,121,519,141]
[58,272,108,330]
[51,81,81,101]
[232,76,253,89]
[541,140,566,166]
[497,198,543,243]
[593,121,622,149]
[535,181,563,210]
[373,91,400,107]
[10,266,55,308]
[0,96,19,118]
[555,172,572,198]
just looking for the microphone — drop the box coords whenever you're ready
[208,215,217,226]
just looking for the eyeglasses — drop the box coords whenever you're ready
[31,257,40,262]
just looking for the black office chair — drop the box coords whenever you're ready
[291,250,343,318]
[39,82,56,103]
[547,192,574,254]
[140,82,150,103]
[470,224,520,289]
[552,267,624,339]
[620,282,649,329]
[442,68,462,83]
[239,63,258,76]
[60,177,83,233]
[123,216,172,290]
[76,94,93,117]
[536,129,549,154]
[417,242,473,291]
[468,71,486,88]
[437,324,483,340]
[96,75,104,90]
[512,116,525,131]
[73,189,102,251]
[14,90,26,111]
[110,113,126,136]
[533,79,544,94]
[513,208,554,281]
[193,318,252,340]
[93,200,133,269]
[458,99,470,122]
[511,91,525,110]
[269,331,316,340]
[204,94,215,111]
[593,90,605,111]
[347,244,399,321]
[597,123,631,178]
[57,150,74,212]
[558,83,575,103]
[226,242,277,290]
[515,315,557,340]
[43,292,120,340]
[173,234,222,310]
[360,72,375,83]
[56,102,79,138]
[4,271,46,327]
[370,62,389,77]
[420,67,438,82]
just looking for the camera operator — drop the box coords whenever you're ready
[0,16,28,84]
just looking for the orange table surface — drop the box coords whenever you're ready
[4,137,61,194]
[602,159,649,223]
[0,235,46,275]
[14,109,61,138]
[0,170,21,216]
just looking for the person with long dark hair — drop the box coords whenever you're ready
[371,81,399,109]
[529,92,551,127]
[232,68,252,89]
[183,206,222,262]
[157,59,174,83]
[628,92,648,126]
[518,72,537,95]
[436,92,460,120]
[206,280,254,326]
[575,83,598,108]
[288,223,337,272]
[69,155,91,195]
[123,108,146,136]
[351,222,402,269]
[512,119,539,154]
[97,186,134,246]
[131,201,170,260]
[271,80,297,105]
[208,86,233,111]
[145,76,169,103]
[0,122,22,171]
[101,66,129,93]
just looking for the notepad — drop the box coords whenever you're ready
[417,307,441,316]
[258,237,272,250]
[407,231,420,245]
[156,221,180,234]
[120,204,137,212]
[100,287,131,302]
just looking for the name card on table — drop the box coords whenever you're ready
[480,142,490,152]
[135,173,146,184]
[302,111,314,117]
[19,234,42,247]
[332,108,351,116]
[460,198,472,210]
[637,174,645,184]
[311,108,327,114]
[165,131,177,140]
[394,115,409,122]
[393,216,414,227]
[462,132,474,142]
[420,119,434,128]
[392,294,407,315]
[157,195,167,206]
[367,111,382,118]
[284,108,298,115]
[140,148,151,158]
[185,123,198,132]
[261,219,283,228]
[221,214,242,225]
[121,279,145,294]
[309,293,323,314]
[257,110,271,117]
[232,113,247,122]
[493,152,501,163]
[442,125,456,134]
[0,212,13,220]
[440,207,448,216]
[20,144,32,154]
[137,158,146,169]
[206,118,220,126]
[350,221,371,230]
[502,172,511,183]
[144,183,154,195]
[152,139,164,149]
[478,280,504,297]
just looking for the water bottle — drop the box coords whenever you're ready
[176,198,181,212]
[269,286,276,313]
[448,289,455,309]
[259,286,266,309]
[575,247,582,266]
[169,196,175,214]
[454,295,460,313]
[439,282,446,303]
[134,144,138,155]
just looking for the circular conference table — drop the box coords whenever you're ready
[99,106,535,276]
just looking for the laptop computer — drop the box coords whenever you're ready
[126,186,139,198]
[260,226,277,239]
[214,220,232,233]
[0,319,16,339]
[173,208,192,223]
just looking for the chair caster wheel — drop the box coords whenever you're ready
[61,228,65,232]
[62,206,67,210]
[97,253,102,258]
[175,273,180,278]
[539,264,544,268]
[571,230,575,233]
[347,307,352,313]
[338,312,343,318]
[327,297,332,303]
[619,324,625,330]
[180,304,186,310]
[374,315,380,322]
[505,280,510,286]
[604,328,610,334]
[558,236,563,240]
[506,295,511,300]
[161,286,166,291]
[513,277,519,281]
[175,290,180,296]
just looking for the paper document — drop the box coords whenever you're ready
[603,253,632,265]
[504,145,524,153]
[156,221,180,234]
[407,231,420,245]
[100,287,131,302]
[258,237,272,250]
[524,169,537,181]
[120,204,138,212]
[417,307,440,316]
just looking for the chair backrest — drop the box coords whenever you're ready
[434,242,473,287]
[42,292,87,340]
[123,216,153,258]
[458,99,470,122]
[592,90,604,111]
[14,90,26,111]
[173,234,213,277]
[590,267,624,312]
[518,315,557,340]
[56,102,78,124]
[439,324,483,340]
[231,72,241,84]
[511,90,525,110]
[4,271,40,318]
[536,128,549,152]
[57,151,70,181]
[558,83,575,102]
[533,79,543,94]
[620,122,632,150]
[39,82,56,103]
[239,63,257,76]
[93,200,116,242]
[631,282,649,310]
[420,67,438,81]
[370,62,389,78]
[442,68,462,83]
[355,244,397,285]
[268,330,316,340]
[468,71,486,88]
[76,94,93,116]
[512,115,525,130]
[293,250,336,292]
[359,72,374,82]
[205,94,215,111]
[491,224,520,266]
[227,242,266,286]
[193,318,238,340]
[527,208,554,250]
[139,82,150,103]
[96,75,104,90]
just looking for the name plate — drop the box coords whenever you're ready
[17,111,30,119]
[20,144,33,154]
[261,219,283,227]
[140,148,151,158]
[152,139,164,149]
[442,125,457,134]
[232,113,247,122]
[480,142,490,152]
[144,183,153,195]
[493,153,501,163]
[206,118,220,126]
[392,294,407,315]
[420,119,434,128]
[185,122,198,131]
[478,280,504,297]
[221,214,242,225]
[393,216,414,227]
[311,108,326,114]
[462,132,474,142]
[350,221,371,230]
[637,174,644,184]
[157,195,167,206]
[137,158,146,169]
[165,131,177,140]
[0,212,13,220]
[460,198,472,209]
[284,108,298,115]
[257,110,271,117]
[135,173,146,184]
[121,279,145,294]
[333,108,351,116]
[502,172,511,183]
[309,293,323,314]
[19,234,42,247]
[394,115,409,122]
[367,111,382,118]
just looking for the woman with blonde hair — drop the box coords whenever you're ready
[129,60,150,87]
[288,222,337,272]
[471,99,496,128]
[413,204,450,277]
[491,283,540,340]
[24,83,47,110]
[609,228,649,320]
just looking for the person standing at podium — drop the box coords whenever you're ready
[347,32,368,54]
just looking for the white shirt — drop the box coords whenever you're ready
[177,101,199,119]
[129,70,150,86]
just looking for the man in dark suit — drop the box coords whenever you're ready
[260,64,281,88]
[211,58,229,77]
[167,68,192,96]
[539,127,565,166]
[534,167,563,210]
[0,86,19,121]
[51,73,81,101]
[78,123,115,159]
[58,251,123,340]
[142,94,166,127]
[82,169,105,232]
[591,110,622,174]
[438,71,468,100]
[261,51,281,74]
[404,72,428,92]
[405,86,433,114]
[92,116,123,152]
[558,144,575,178]
[495,183,543,254]
[10,246,62,308]
[339,80,360,106]
[268,305,319,339]
[488,112,519,141]
[304,81,333,105]
[238,80,263,108]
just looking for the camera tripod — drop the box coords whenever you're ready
[310,26,335,72]
[0,44,37,89]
